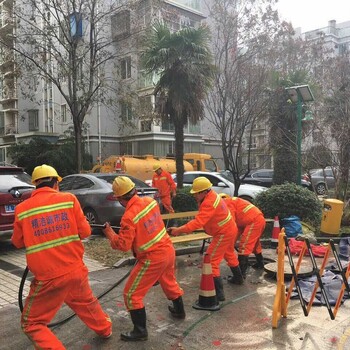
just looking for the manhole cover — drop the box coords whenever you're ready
[264,261,314,278]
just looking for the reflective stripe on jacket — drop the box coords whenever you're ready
[11,187,91,280]
[152,170,176,197]
[110,195,172,258]
[182,190,237,237]
[225,197,263,226]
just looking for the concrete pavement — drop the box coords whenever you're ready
[1,244,350,350]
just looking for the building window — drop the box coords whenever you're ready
[120,101,132,121]
[29,110,39,131]
[140,120,152,132]
[111,10,130,39]
[70,12,83,38]
[0,112,4,135]
[120,57,131,79]
[61,104,67,123]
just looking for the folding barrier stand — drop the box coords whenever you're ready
[272,232,350,329]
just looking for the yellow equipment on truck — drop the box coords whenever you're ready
[91,153,218,182]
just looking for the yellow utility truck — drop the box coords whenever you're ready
[91,153,218,182]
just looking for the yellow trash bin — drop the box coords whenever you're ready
[320,199,344,235]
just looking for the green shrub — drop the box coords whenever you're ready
[172,187,198,212]
[254,183,322,228]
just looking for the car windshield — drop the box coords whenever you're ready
[96,174,150,188]
[218,173,234,183]
[0,172,33,192]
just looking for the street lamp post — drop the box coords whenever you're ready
[285,85,314,185]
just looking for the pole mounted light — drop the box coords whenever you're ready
[285,85,314,185]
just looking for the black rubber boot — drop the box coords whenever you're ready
[252,253,264,269]
[228,266,244,285]
[121,308,148,341]
[168,296,186,319]
[238,255,249,278]
[213,276,225,301]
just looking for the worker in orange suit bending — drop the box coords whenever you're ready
[151,163,176,213]
[11,164,112,350]
[103,176,184,342]
[168,177,244,303]
[220,193,266,278]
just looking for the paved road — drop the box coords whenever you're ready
[1,241,350,349]
[0,238,107,309]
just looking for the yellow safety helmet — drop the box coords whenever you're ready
[31,164,62,184]
[219,193,230,199]
[190,177,212,194]
[153,163,161,171]
[112,176,135,197]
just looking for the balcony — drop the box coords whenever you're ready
[0,92,17,103]
[0,15,14,37]
[5,123,16,134]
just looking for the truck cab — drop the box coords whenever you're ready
[183,153,218,172]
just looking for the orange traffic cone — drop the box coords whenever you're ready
[271,216,280,248]
[192,254,220,311]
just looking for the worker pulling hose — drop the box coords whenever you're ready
[18,223,129,328]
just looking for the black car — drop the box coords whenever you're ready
[0,165,34,237]
[230,169,312,189]
[59,173,159,229]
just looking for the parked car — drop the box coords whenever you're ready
[0,165,34,237]
[233,169,312,189]
[303,168,335,195]
[59,173,159,229]
[172,171,267,202]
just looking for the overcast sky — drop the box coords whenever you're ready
[276,0,350,32]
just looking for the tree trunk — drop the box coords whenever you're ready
[74,120,83,173]
[174,118,185,189]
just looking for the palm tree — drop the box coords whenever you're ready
[141,21,214,187]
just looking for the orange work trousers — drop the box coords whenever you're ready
[238,214,266,256]
[160,195,174,213]
[207,233,239,277]
[21,265,111,350]
[124,247,183,310]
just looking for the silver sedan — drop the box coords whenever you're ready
[59,173,159,230]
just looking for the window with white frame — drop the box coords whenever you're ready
[28,110,39,131]
[61,104,67,123]
[120,101,132,121]
[120,57,131,80]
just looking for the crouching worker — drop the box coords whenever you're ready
[103,176,185,342]
[12,164,112,350]
[168,177,243,302]
[220,194,266,278]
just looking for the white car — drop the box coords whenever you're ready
[172,171,267,202]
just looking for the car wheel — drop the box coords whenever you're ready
[84,208,100,234]
[315,183,327,195]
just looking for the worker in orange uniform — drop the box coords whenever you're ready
[102,176,185,342]
[168,177,244,302]
[152,163,177,213]
[11,164,112,350]
[219,193,266,278]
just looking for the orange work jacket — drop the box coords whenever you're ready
[224,197,263,226]
[11,187,91,281]
[109,195,173,259]
[152,170,176,198]
[182,190,237,237]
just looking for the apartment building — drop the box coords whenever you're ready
[0,0,222,166]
